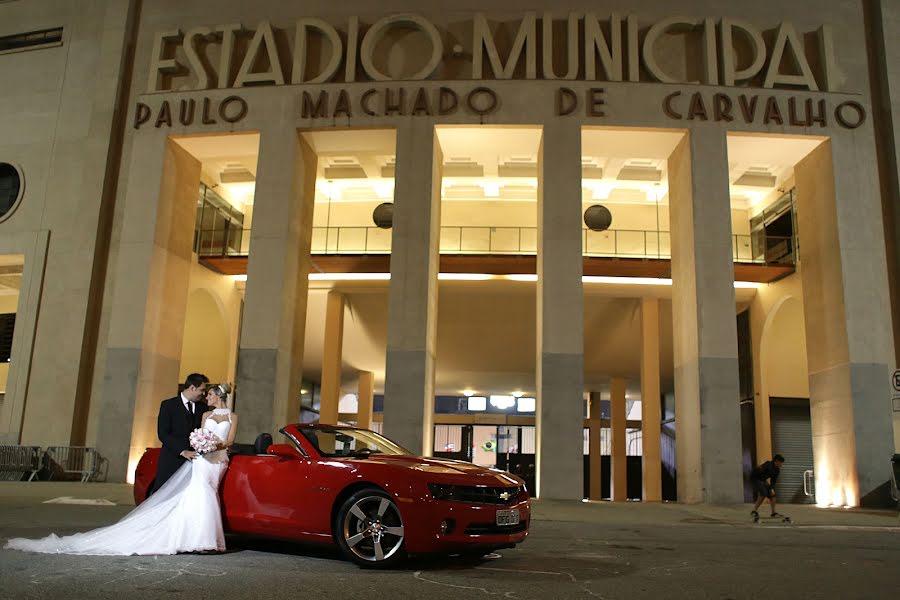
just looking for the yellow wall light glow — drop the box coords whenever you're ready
[300,272,760,288]
[308,273,391,281]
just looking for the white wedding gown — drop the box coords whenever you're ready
[5,410,232,555]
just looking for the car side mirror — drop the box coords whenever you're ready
[266,443,299,459]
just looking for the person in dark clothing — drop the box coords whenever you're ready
[750,454,785,519]
[146,373,210,496]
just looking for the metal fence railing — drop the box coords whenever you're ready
[0,445,42,481]
[198,226,791,265]
[43,446,108,483]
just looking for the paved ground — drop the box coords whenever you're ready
[1,483,898,600]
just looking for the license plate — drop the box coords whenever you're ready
[495,509,520,526]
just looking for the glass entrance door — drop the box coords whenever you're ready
[433,425,536,494]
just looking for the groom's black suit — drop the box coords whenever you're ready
[148,395,208,495]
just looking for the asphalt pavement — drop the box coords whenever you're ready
[1,483,898,600]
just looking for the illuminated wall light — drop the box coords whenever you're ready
[302,272,758,288]
[231,274,248,282]
[462,389,476,397]
[583,276,673,286]
[489,395,516,409]
[126,456,139,485]
[512,391,524,398]
[517,397,536,412]
[467,396,487,411]
[582,275,760,289]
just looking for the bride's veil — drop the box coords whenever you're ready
[4,461,194,555]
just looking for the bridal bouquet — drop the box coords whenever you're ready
[189,429,220,455]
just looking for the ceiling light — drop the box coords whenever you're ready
[462,389,475,397]
[512,391,524,398]
[489,395,516,409]
[517,397,536,412]
[231,274,247,282]
[468,396,487,411]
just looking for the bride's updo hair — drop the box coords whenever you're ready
[210,383,232,409]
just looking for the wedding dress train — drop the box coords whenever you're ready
[4,411,232,555]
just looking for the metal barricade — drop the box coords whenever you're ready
[803,469,816,502]
[0,445,42,481]
[43,446,105,483]
[891,455,899,506]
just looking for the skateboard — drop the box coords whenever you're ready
[752,512,792,524]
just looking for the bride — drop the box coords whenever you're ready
[5,383,239,555]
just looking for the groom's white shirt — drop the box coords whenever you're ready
[181,392,194,414]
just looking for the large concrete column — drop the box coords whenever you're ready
[319,291,345,425]
[610,377,628,501]
[536,121,584,500]
[236,128,315,441]
[868,0,900,451]
[588,392,603,500]
[382,121,441,455]
[357,371,374,430]
[96,135,199,481]
[641,297,663,502]
[668,130,744,504]
[795,138,896,506]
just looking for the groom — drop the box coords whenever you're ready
[147,373,210,496]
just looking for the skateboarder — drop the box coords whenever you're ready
[750,454,786,521]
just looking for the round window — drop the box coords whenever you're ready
[0,163,23,222]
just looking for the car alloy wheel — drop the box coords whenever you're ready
[337,488,405,567]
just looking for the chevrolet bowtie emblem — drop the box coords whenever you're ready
[499,491,510,500]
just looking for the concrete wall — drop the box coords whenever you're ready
[764,298,809,399]
[0,0,133,445]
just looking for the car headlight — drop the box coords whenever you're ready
[428,483,454,500]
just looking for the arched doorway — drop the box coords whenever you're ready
[758,295,812,503]
[180,288,231,383]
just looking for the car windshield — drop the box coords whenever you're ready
[298,427,412,458]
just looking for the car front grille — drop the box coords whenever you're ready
[428,483,524,505]
[464,521,529,535]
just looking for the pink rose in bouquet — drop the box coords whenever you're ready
[189,428,220,454]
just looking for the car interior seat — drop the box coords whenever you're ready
[254,433,273,455]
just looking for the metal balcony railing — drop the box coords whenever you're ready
[195,227,794,265]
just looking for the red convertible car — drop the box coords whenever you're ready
[134,424,530,567]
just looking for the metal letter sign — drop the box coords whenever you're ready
[892,369,900,412]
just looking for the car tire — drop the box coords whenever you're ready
[334,487,406,568]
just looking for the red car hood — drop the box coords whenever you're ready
[347,454,523,486]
